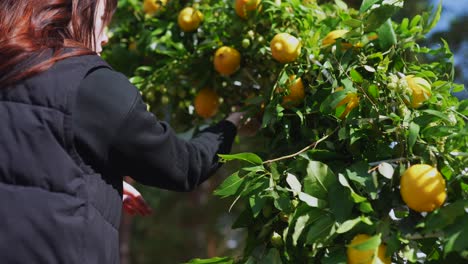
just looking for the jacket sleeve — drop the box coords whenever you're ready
[74,68,237,191]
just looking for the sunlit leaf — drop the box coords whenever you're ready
[286,173,302,195]
[378,162,394,179]
[360,0,381,13]
[292,213,310,246]
[336,217,362,234]
[219,153,263,165]
[299,192,326,208]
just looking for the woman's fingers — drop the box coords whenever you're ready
[122,181,153,216]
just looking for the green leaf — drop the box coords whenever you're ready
[420,109,453,123]
[129,76,144,84]
[422,125,455,137]
[364,4,400,32]
[249,194,268,218]
[303,160,337,200]
[214,172,244,198]
[337,173,367,203]
[335,0,348,10]
[241,176,270,197]
[349,234,381,251]
[292,213,311,246]
[320,91,347,114]
[458,100,468,116]
[424,0,442,34]
[452,83,465,93]
[345,162,378,199]
[219,153,263,165]
[408,122,420,152]
[377,19,397,50]
[350,69,364,83]
[400,18,409,32]
[336,217,362,234]
[359,202,374,213]
[343,19,362,28]
[185,257,234,264]
[360,0,381,13]
[306,214,335,244]
[424,200,468,233]
[367,84,379,99]
[444,214,468,256]
[273,190,292,211]
[328,184,353,222]
[410,15,422,29]
[401,243,419,262]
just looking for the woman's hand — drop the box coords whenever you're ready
[225,111,245,129]
[122,181,153,216]
[226,111,261,137]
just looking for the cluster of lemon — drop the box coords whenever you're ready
[143,0,432,120]
[347,163,446,264]
[143,0,304,118]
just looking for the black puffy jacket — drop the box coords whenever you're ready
[0,53,236,263]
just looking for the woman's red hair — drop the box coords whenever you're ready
[0,0,117,86]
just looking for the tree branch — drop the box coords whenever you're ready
[404,231,444,240]
[263,127,338,164]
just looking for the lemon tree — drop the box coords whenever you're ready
[105,0,467,263]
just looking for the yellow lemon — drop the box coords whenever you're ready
[279,75,305,108]
[347,234,391,264]
[194,88,220,119]
[270,33,301,63]
[178,7,204,32]
[235,0,261,19]
[143,0,168,16]
[335,87,359,119]
[400,164,447,212]
[405,75,431,109]
[213,46,241,76]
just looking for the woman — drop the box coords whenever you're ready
[0,0,241,263]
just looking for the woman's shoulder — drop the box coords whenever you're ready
[76,66,140,118]
[81,67,138,96]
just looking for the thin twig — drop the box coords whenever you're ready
[228,195,241,213]
[368,156,421,167]
[404,231,444,240]
[263,127,338,164]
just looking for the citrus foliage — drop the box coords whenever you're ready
[104,0,468,263]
